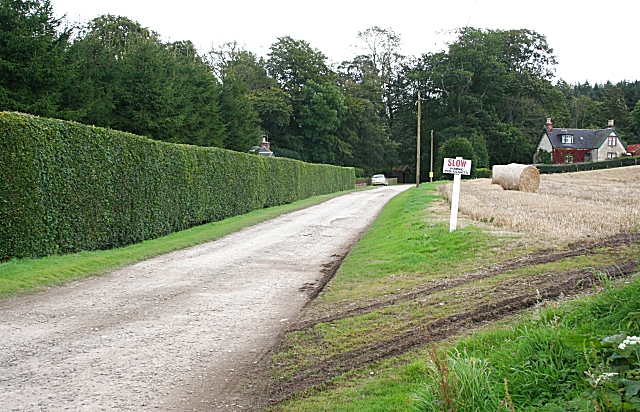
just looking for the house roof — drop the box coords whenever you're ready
[543,127,621,150]
[249,146,274,157]
[628,144,640,155]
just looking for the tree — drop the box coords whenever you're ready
[63,15,225,147]
[469,132,489,168]
[337,50,400,174]
[436,137,477,180]
[249,87,292,138]
[164,41,225,147]
[630,100,640,144]
[62,15,166,131]
[0,0,70,116]
[338,81,398,175]
[265,37,350,163]
[354,26,404,125]
[266,37,333,95]
[207,43,288,151]
[297,80,349,164]
[601,82,632,136]
[404,27,559,167]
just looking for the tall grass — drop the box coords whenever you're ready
[411,350,503,412]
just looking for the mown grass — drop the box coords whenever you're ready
[270,182,640,411]
[0,190,356,298]
[311,184,514,308]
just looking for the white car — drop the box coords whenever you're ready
[371,174,388,186]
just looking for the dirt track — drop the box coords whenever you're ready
[0,185,411,411]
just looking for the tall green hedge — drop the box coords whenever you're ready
[0,112,355,260]
[537,157,640,174]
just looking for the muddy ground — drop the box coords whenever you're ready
[0,186,411,411]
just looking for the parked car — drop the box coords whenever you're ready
[371,174,388,186]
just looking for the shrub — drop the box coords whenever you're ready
[475,168,491,178]
[437,137,478,180]
[272,147,302,160]
[537,157,640,174]
[0,112,355,260]
[353,167,365,178]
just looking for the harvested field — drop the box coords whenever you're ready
[441,165,640,242]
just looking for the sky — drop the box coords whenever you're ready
[51,0,638,85]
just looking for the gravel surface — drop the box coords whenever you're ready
[0,185,411,411]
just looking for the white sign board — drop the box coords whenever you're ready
[442,157,472,175]
[442,157,472,232]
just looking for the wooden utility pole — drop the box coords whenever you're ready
[430,130,434,182]
[416,91,421,187]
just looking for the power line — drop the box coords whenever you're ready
[466,0,478,28]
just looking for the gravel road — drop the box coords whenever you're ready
[0,185,411,411]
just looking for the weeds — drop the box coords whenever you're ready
[578,333,640,410]
[592,268,612,291]
[500,378,515,412]
[411,331,502,412]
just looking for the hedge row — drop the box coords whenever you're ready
[537,157,640,174]
[0,112,355,261]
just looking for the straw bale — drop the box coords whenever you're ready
[492,163,540,192]
[491,165,506,185]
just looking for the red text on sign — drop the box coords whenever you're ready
[447,158,468,168]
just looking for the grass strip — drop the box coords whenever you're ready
[311,183,510,307]
[0,189,358,298]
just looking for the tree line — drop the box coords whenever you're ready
[2,0,639,179]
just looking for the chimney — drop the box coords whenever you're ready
[545,118,553,133]
[607,119,615,128]
[260,135,270,151]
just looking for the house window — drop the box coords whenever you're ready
[561,134,574,144]
[608,135,617,146]
[565,153,574,163]
[607,152,617,159]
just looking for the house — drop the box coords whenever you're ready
[249,135,274,157]
[533,118,627,164]
[386,165,412,183]
[627,144,640,157]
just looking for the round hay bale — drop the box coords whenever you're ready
[491,165,507,185]
[493,163,540,192]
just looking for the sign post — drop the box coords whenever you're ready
[442,157,472,232]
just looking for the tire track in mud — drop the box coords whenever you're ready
[293,232,639,331]
[238,233,639,409]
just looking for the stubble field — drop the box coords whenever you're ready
[440,165,640,243]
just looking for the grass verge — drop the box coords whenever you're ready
[262,183,640,411]
[0,189,357,299]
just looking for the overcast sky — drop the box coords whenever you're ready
[52,0,637,85]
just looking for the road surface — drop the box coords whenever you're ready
[0,185,411,411]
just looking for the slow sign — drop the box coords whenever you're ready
[442,157,472,175]
[442,157,472,232]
